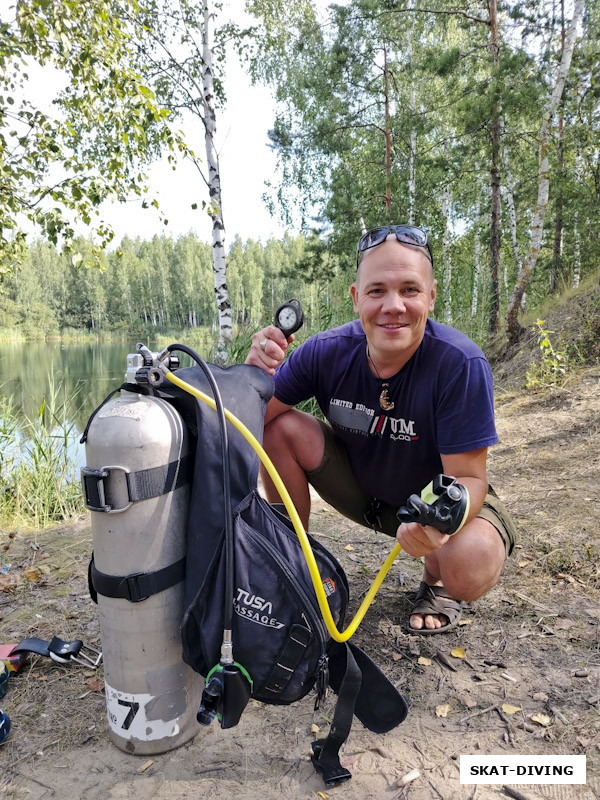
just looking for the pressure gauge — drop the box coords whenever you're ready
[274,298,304,337]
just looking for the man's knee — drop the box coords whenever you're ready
[434,518,507,601]
[263,410,325,473]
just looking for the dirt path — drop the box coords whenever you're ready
[1,368,599,800]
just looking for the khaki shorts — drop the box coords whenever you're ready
[306,420,517,556]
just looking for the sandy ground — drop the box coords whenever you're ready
[1,367,599,800]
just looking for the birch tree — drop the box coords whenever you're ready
[505,0,585,343]
[125,0,238,354]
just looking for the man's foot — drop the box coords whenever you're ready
[408,581,463,635]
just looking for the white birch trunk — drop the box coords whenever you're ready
[441,188,452,325]
[506,0,584,341]
[573,152,582,289]
[573,83,584,289]
[202,0,232,355]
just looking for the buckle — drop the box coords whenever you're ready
[71,643,103,668]
[48,637,103,667]
[81,465,132,513]
[120,572,150,603]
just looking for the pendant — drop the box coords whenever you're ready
[379,383,395,411]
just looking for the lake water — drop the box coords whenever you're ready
[0,340,194,469]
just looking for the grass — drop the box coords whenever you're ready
[0,379,84,530]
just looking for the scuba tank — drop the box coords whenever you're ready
[81,346,203,755]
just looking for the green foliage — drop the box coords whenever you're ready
[525,319,568,389]
[246,0,598,340]
[0,0,187,273]
[0,231,357,341]
[0,380,84,527]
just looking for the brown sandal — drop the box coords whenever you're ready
[408,582,463,635]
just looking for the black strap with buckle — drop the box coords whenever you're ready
[11,637,102,668]
[89,554,186,604]
[81,452,193,513]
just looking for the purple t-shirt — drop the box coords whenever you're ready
[273,318,498,506]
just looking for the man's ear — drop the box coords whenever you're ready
[350,282,359,313]
[429,279,437,312]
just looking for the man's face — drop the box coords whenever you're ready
[350,238,437,364]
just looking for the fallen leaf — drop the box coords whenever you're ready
[530,713,551,727]
[24,567,41,582]
[451,646,467,659]
[37,564,51,575]
[458,619,473,626]
[502,703,522,715]
[87,677,104,692]
[435,703,453,718]
[532,692,549,702]
[344,544,355,551]
[0,573,17,592]
[316,792,330,800]
[417,656,432,666]
[392,652,403,661]
[459,696,478,709]
[518,560,531,568]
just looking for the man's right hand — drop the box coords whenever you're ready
[245,325,293,376]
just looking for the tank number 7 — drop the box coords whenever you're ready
[118,699,140,730]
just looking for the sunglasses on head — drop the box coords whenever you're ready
[356,225,433,268]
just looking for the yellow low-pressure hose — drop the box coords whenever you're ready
[165,369,402,643]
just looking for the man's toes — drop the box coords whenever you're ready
[409,614,425,630]
[424,613,449,629]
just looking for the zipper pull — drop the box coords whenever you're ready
[314,655,329,710]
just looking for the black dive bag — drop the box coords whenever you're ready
[87,362,408,785]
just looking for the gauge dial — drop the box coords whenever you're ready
[274,299,304,337]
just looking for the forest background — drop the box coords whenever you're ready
[1,0,599,357]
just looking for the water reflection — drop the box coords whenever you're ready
[0,340,194,469]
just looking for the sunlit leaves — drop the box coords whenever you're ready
[0,0,188,273]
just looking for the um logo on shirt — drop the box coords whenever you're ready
[329,398,418,442]
[369,414,418,441]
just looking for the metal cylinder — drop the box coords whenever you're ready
[85,390,202,755]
